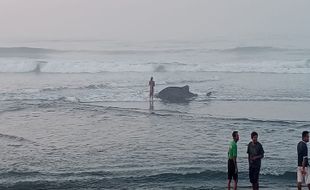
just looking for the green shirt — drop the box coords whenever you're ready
[228,140,237,159]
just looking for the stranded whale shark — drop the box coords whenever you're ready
[157,85,198,102]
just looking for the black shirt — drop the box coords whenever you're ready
[297,141,308,167]
[247,141,264,167]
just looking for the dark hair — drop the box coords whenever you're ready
[232,131,238,138]
[251,131,258,139]
[302,131,309,138]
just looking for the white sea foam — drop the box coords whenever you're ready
[1,44,310,73]
[0,58,310,74]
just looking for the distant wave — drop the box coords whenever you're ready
[165,78,219,85]
[147,62,187,72]
[1,60,310,73]
[0,170,112,178]
[0,169,296,180]
[0,133,35,144]
[213,116,301,125]
[196,114,309,125]
[83,84,109,89]
[90,48,198,55]
[89,46,309,55]
[57,96,80,103]
[0,47,61,57]
[146,61,187,66]
[0,46,198,55]
[1,45,310,73]
[40,84,108,92]
[2,99,308,125]
[40,87,69,92]
[75,103,310,124]
[214,46,294,53]
[214,97,310,102]
[0,105,26,113]
[0,61,48,73]
[143,170,297,182]
[1,46,308,56]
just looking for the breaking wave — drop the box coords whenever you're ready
[1,60,310,73]
[1,45,310,73]
[216,46,289,53]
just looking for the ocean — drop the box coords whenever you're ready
[0,39,310,189]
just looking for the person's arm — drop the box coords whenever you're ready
[231,156,238,174]
[247,144,251,163]
[260,144,265,159]
[302,156,307,168]
[232,143,238,173]
[252,154,264,160]
[302,156,307,175]
[252,155,263,160]
[302,144,308,175]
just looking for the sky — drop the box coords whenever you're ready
[0,0,310,41]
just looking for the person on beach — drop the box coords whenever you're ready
[297,131,310,190]
[149,77,155,101]
[228,131,239,190]
[247,131,264,190]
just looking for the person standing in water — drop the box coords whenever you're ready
[149,77,155,101]
[228,131,239,190]
[247,132,264,190]
[297,131,310,190]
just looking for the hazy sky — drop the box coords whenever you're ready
[0,0,310,41]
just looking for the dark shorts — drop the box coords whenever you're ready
[249,165,260,184]
[228,159,238,181]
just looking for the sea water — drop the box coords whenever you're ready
[0,39,310,189]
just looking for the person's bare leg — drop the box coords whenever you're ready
[254,183,258,190]
[227,179,231,189]
[233,179,237,190]
[297,182,301,190]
